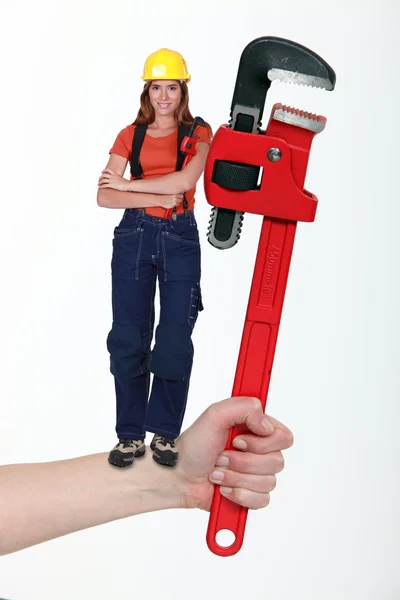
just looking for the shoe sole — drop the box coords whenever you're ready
[108,447,146,468]
[152,451,178,468]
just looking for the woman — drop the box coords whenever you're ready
[98,48,212,468]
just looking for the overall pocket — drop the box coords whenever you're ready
[113,212,141,238]
[113,222,141,240]
[166,219,200,245]
[187,283,204,328]
[167,231,199,245]
[111,225,144,280]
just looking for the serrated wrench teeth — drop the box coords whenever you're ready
[271,103,327,133]
[207,208,244,250]
[268,68,334,91]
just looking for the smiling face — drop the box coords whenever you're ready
[148,80,182,119]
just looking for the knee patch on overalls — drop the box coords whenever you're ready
[106,323,146,378]
[149,323,194,380]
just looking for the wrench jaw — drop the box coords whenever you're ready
[228,35,335,131]
[207,207,244,250]
[206,104,327,248]
[206,36,335,251]
[207,103,329,249]
[270,103,327,133]
[268,68,335,91]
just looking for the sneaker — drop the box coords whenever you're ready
[151,435,178,467]
[108,438,146,468]
[150,433,163,451]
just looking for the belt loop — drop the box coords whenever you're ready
[136,208,145,230]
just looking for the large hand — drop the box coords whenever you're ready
[98,168,131,191]
[175,396,294,511]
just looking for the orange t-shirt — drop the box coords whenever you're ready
[109,123,212,217]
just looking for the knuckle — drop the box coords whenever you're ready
[206,402,221,420]
[283,430,294,449]
[267,475,277,492]
[241,453,253,472]
[250,492,270,511]
[227,470,239,488]
[261,493,271,509]
[233,487,245,506]
[272,451,284,472]
[261,437,272,452]
[277,451,285,471]
[239,396,260,411]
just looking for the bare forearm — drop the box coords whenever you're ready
[0,451,185,556]
[127,172,189,195]
[97,188,165,209]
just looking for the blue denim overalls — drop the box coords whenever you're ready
[106,207,204,440]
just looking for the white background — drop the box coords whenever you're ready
[0,0,399,598]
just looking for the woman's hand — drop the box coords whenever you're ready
[175,396,294,511]
[157,194,184,209]
[97,168,183,209]
[98,168,131,192]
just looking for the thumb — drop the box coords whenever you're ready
[210,396,274,437]
[178,396,273,474]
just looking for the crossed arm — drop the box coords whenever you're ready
[97,142,209,208]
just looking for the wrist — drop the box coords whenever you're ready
[144,194,166,207]
[127,180,138,192]
[125,184,163,207]
[125,451,186,513]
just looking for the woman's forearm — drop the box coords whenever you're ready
[127,171,189,195]
[97,188,165,209]
[0,452,184,556]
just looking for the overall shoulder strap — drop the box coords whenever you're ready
[175,117,206,171]
[130,123,148,178]
[176,123,193,171]
[175,118,206,210]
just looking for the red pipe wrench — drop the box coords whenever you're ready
[204,36,336,557]
[164,116,206,220]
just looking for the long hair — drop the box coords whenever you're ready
[133,81,213,137]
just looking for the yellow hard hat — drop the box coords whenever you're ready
[141,48,191,82]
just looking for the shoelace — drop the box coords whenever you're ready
[158,436,176,449]
[121,439,141,449]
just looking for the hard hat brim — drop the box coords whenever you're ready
[141,76,191,82]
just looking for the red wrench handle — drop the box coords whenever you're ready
[207,216,297,555]
[205,105,326,556]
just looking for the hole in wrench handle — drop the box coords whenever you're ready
[206,423,251,556]
[205,217,297,557]
[206,488,248,557]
